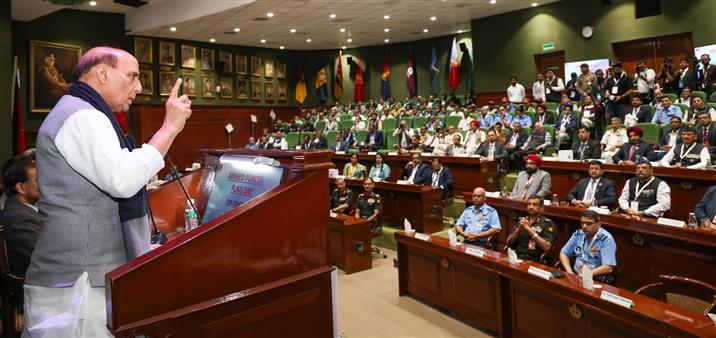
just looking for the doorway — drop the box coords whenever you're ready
[534,51,566,80]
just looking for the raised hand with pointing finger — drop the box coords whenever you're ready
[149,78,193,155]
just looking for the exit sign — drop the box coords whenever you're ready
[542,42,555,51]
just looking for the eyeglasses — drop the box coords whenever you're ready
[581,221,596,226]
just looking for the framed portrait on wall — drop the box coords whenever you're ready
[276,61,286,79]
[202,76,216,98]
[159,41,175,66]
[264,58,274,78]
[219,77,233,98]
[277,82,287,102]
[181,45,196,69]
[236,78,249,100]
[236,54,247,75]
[250,56,261,77]
[201,48,215,71]
[218,51,232,73]
[138,69,153,96]
[134,37,152,64]
[251,80,262,101]
[264,82,274,102]
[181,72,196,97]
[30,40,82,112]
[159,71,177,96]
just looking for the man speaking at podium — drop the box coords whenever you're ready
[23,47,193,337]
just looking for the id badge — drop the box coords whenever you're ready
[545,88,551,94]
[569,92,575,98]
[528,240,536,250]
[611,86,619,95]
[630,201,639,211]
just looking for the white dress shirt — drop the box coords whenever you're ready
[659,143,711,169]
[507,83,526,103]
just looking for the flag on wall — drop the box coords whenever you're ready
[406,51,416,97]
[380,50,391,100]
[448,37,460,91]
[315,67,328,104]
[463,45,475,93]
[334,50,344,99]
[430,43,440,95]
[295,61,307,104]
[354,57,365,102]
[11,56,26,155]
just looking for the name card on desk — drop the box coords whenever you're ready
[388,152,398,156]
[396,180,409,185]
[329,211,337,218]
[421,152,432,157]
[295,146,302,150]
[465,247,485,258]
[527,266,552,280]
[414,233,431,242]
[589,206,610,215]
[447,229,457,246]
[335,151,346,155]
[582,266,594,290]
[367,151,377,156]
[454,153,469,157]
[507,248,518,265]
[543,200,552,206]
[485,191,501,198]
[600,291,634,309]
[657,217,686,228]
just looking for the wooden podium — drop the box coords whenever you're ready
[105,149,335,338]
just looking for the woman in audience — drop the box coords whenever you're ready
[343,154,366,179]
[490,122,508,143]
[368,154,391,182]
[580,95,597,129]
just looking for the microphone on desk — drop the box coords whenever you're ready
[166,154,203,226]
[147,200,167,245]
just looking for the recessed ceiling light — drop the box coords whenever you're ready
[423,28,429,33]
[329,13,336,19]
[306,38,312,43]
[342,46,346,50]
[210,38,216,43]
[347,38,352,43]
[233,27,240,32]
[430,16,437,21]
[383,15,390,20]
[266,12,274,18]
[280,46,285,50]
[531,2,538,6]
[169,26,177,32]
[89,1,97,6]
[340,28,346,32]
[260,39,266,43]
[384,28,390,32]
[457,30,463,33]
[384,39,390,43]
[290,28,296,33]
[489,0,496,4]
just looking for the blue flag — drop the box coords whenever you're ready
[430,43,440,95]
[380,50,391,100]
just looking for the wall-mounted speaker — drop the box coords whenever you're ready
[459,42,468,53]
[635,0,661,19]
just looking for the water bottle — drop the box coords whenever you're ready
[551,194,560,206]
[687,212,698,228]
[501,186,509,198]
[185,199,199,232]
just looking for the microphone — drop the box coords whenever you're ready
[147,200,167,245]
[165,154,203,226]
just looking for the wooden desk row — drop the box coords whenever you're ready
[331,152,500,193]
[329,214,372,274]
[396,232,716,338]
[462,195,716,291]
[329,178,444,234]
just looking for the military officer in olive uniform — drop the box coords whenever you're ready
[454,187,501,247]
[505,195,557,263]
[330,178,355,214]
[354,178,383,226]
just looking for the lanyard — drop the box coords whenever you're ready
[679,143,697,160]
[634,177,655,201]
[432,168,442,186]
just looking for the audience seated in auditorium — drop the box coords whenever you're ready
[477,130,508,164]
[401,153,431,184]
[512,154,551,199]
[244,137,259,150]
[511,106,532,129]
[534,103,553,125]
[676,87,692,107]
[477,105,494,128]
[624,95,652,127]
[555,104,577,148]
[445,134,466,156]
[463,120,485,154]
[571,126,601,161]
[490,122,508,144]
[559,210,616,283]
[309,130,326,149]
[457,110,474,131]
[659,127,711,169]
[685,96,716,126]
[613,126,656,164]
[299,135,312,150]
[269,129,288,150]
[505,122,528,159]
[330,178,354,215]
[341,127,358,148]
[360,124,383,152]
[454,187,501,247]
[512,122,552,170]
[659,116,683,154]
[566,160,616,208]
[505,195,556,262]
[343,154,366,179]
[618,161,671,218]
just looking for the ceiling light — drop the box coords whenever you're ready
[210,38,216,43]
[430,16,437,21]
[280,46,285,50]
[169,26,177,32]
[531,2,538,6]
[306,38,312,43]
[384,39,390,43]
[233,27,240,32]
[290,28,296,33]
[383,15,390,20]
[384,28,390,32]
[423,28,429,33]
[340,28,346,32]
[457,30,463,33]
[489,0,496,4]
[89,1,97,6]
[329,13,336,19]
[342,46,346,50]
[266,12,274,18]
[347,38,352,43]
[260,39,266,43]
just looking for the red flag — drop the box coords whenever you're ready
[12,57,26,155]
[334,50,343,99]
[354,57,365,102]
[448,37,460,91]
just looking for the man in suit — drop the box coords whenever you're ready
[309,130,326,149]
[534,104,554,125]
[566,160,617,208]
[695,111,716,161]
[332,134,349,152]
[659,116,683,154]
[445,134,467,156]
[512,154,552,199]
[428,158,454,201]
[401,153,431,185]
[624,95,652,126]
[477,129,508,163]
[0,156,42,277]
[360,124,383,152]
[676,58,695,94]
[571,126,601,161]
[695,185,716,227]
[505,122,528,155]
[555,104,577,148]
[613,126,656,165]
[699,54,716,95]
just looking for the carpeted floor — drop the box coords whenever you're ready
[336,248,496,338]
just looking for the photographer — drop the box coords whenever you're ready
[634,60,655,104]
[657,57,676,93]
[392,120,414,150]
[603,62,633,125]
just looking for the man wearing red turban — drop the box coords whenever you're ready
[612,126,656,165]
[511,153,552,199]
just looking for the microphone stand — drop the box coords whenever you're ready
[166,155,203,226]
